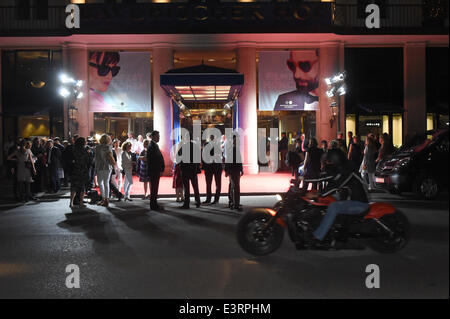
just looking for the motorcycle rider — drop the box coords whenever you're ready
[304,148,370,245]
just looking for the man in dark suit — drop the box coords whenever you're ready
[225,135,244,211]
[202,135,223,204]
[146,131,165,210]
[46,140,62,193]
[178,138,201,209]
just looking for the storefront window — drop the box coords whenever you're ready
[382,115,389,134]
[427,113,435,131]
[94,112,153,142]
[345,114,356,145]
[392,113,403,147]
[1,49,63,139]
[358,115,383,139]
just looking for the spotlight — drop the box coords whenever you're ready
[325,72,346,86]
[76,80,83,87]
[59,73,75,84]
[326,87,336,98]
[76,92,84,99]
[337,85,346,96]
[59,87,70,98]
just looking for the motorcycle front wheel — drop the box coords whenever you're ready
[367,211,411,254]
[237,212,285,256]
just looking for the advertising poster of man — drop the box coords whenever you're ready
[258,50,319,111]
[89,51,151,112]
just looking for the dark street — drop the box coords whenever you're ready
[0,192,448,299]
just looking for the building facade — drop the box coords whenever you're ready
[1,0,449,173]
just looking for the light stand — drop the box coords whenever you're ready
[325,72,347,134]
[58,74,83,139]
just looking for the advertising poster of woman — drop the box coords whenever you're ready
[89,51,151,112]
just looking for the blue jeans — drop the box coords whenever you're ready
[313,201,370,241]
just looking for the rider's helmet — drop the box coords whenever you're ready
[325,149,347,170]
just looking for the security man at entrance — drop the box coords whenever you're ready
[178,136,201,209]
[225,135,243,211]
[202,135,223,205]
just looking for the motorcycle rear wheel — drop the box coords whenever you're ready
[367,211,411,254]
[237,212,285,256]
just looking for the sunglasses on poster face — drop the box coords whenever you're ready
[287,59,318,73]
[89,62,121,77]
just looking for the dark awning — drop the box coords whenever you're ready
[358,103,404,114]
[160,64,244,102]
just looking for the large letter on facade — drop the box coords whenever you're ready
[66,4,80,29]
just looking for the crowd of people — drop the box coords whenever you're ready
[4,128,396,210]
[283,131,396,191]
[4,131,244,211]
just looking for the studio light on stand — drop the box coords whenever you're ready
[324,71,347,131]
[58,73,83,138]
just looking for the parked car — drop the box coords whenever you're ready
[375,129,449,200]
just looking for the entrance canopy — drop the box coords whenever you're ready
[160,64,244,103]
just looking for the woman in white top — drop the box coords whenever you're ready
[94,134,116,207]
[7,139,36,202]
[121,141,134,201]
[112,139,123,192]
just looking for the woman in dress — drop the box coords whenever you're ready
[112,139,123,192]
[348,135,363,170]
[172,162,184,202]
[376,133,395,164]
[121,142,133,201]
[302,138,323,191]
[138,139,150,199]
[360,135,377,191]
[7,140,36,202]
[70,137,91,208]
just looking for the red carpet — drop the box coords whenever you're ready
[115,172,293,196]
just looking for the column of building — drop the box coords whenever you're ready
[318,41,341,143]
[236,45,259,174]
[152,46,174,176]
[404,42,427,138]
[63,42,90,138]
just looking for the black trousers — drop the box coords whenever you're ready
[204,166,222,202]
[50,167,61,192]
[149,173,161,208]
[182,169,200,207]
[228,171,241,207]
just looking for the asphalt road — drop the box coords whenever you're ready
[0,191,448,299]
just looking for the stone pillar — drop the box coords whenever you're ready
[404,42,427,138]
[152,46,174,175]
[64,43,89,138]
[236,45,259,174]
[318,41,341,143]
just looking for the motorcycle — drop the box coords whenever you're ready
[237,179,410,255]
